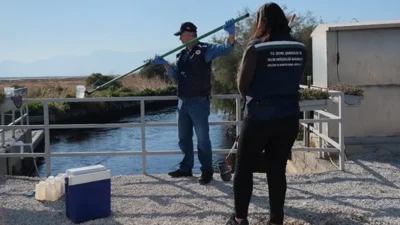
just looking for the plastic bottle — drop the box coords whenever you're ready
[35,181,46,201]
[45,177,58,201]
[55,174,65,197]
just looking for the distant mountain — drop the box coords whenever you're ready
[0,48,175,78]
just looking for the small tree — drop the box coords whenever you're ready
[85,73,122,90]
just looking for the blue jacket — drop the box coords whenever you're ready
[166,39,234,97]
[237,34,308,120]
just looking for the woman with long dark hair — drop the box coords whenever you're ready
[226,2,307,225]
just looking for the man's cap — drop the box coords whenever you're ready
[174,22,197,36]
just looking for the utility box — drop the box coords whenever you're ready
[310,20,400,144]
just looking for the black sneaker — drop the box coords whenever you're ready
[198,170,213,185]
[168,169,193,177]
[226,213,249,225]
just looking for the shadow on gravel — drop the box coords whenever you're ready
[285,206,370,225]
[0,207,124,225]
[249,194,391,225]
[352,159,399,189]
[288,175,399,190]
[286,186,398,221]
[349,152,400,171]
[110,174,381,225]
[112,205,372,225]
[250,208,371,225]
[121,174,235,209]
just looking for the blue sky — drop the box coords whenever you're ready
[0,0,398,63]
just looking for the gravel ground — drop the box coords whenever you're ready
[0,152,399,225]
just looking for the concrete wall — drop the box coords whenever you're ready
[313,27,400,142]
[311,32,328,87]
[326,28,400,86]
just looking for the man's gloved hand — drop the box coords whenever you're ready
[223,19,235,35]
[152,55,167,65]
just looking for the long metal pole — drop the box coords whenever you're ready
[86,13,250,95]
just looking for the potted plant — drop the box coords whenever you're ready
[328,83,364,106]
[299,88,330,111]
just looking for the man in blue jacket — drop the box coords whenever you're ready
[152,19,235,184]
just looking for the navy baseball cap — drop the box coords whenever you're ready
[174,22,197,36]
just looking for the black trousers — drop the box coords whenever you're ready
[233,114,299,224]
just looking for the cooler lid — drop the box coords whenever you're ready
[66,165,106,177]
[67,170,111,186]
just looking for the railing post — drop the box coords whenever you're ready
[43,102,51,177]
[316,112,323,158]
[1,112,4,146]
[319,112,325,158]
[235,96,241,136]
[26,103,30,125]
[304,76,312,147]
[140,100,147,174]
[338,92,345,171]
[12,109,15,138]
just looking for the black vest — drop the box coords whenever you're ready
[176,42,212,98]
[244,34,308,120]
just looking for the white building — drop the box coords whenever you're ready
[310,20,400,145]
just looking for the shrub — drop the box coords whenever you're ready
[85,73,122,90]
[23,85,177,116]
[299,88,330,100]
[329,83,364,96]
[24,102,63,116]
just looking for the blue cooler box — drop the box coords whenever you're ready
[64,165,111,224]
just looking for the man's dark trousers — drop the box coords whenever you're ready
[177,96,213,173]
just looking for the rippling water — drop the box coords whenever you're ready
[37,107,235,176]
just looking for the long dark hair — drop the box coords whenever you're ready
[251,2,291,42]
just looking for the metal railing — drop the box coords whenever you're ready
[299,85,345,170]
[1,87,30,146]
[0,91,345,177]
[0,107,30,146]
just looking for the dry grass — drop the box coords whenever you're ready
[120,74,169,91]
[1,78,76,98]
[0,74,169,98]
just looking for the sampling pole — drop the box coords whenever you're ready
[85,13,250,95]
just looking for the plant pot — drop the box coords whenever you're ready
[331,95,363,106]
[299,99,328,111]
